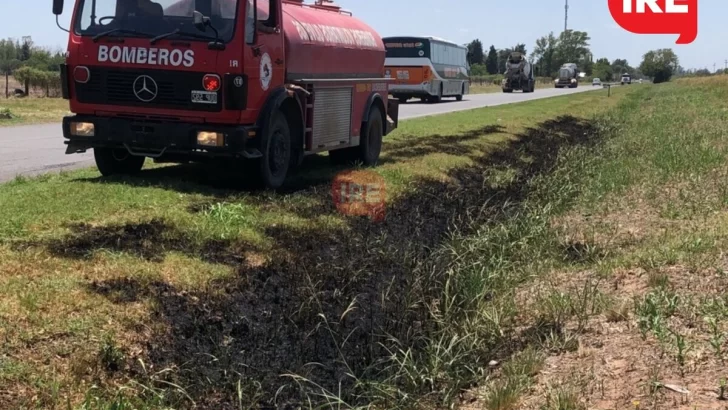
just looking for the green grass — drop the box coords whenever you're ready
[0,84,640,409]
[0,97,70,126]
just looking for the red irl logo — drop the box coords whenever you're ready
[609,0,698,44]
[331,170,386,222]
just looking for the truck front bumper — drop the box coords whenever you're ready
[62,115,261,159]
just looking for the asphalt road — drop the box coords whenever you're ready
[0,85,601,182]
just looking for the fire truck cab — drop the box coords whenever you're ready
[52,0,399,189]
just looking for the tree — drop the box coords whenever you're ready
[639,48,679,83]
[467,39,485,66]
[497,48,514,74]
[0,39,21,98]
[554,30,591,71]
[485,45,498,75]
[532,32,558,77]
[695,68,711,77]
[611,58,633,77]
[592,58,613,81]
[513,43,527,56]
[469,63,488,77]
[18,36,33,62]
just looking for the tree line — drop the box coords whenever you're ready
[0,36,65,98]
[466,30,683,84]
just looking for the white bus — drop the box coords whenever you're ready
[383,36,470,103]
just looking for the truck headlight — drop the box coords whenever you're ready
[196,131,224,147]
[70,122,95,137]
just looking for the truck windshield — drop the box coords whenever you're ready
[74,0,240,42]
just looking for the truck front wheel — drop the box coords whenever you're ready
[256,110,292,190]
[94,147,145,176]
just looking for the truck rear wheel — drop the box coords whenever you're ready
[94,147,145,176]
[359,105,383,166]
[456,84,464,101]
[255,110,292,190]
[329,105,383,166]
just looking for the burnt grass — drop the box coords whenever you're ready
[27,115,601,408]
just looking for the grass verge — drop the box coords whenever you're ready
[0,97,70,127]
[0,85,631,409]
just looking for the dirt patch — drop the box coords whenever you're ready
[515,262,728,410]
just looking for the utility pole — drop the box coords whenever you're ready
[564,0,569,32]
[714,63,717,73]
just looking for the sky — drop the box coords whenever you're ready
[3,0,725,71]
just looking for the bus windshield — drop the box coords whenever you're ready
[384,38,431,59]
[73,0,240,42]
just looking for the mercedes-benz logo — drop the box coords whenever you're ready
[132,75,158,102]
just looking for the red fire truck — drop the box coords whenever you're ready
[52,0,399,189]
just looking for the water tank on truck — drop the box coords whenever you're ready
[53,0,399,190]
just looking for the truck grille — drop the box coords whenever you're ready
[74,67,221,112]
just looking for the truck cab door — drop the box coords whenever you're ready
[244,0,284,111]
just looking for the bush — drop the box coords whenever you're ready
[0,107,13,119]
[13,66,61,97]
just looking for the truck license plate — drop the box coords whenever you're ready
[191,90,217,104]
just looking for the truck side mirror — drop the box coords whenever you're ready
[192,10,210,32]
[53,0,64,15]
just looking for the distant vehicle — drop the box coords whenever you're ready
[502,52,535,93]
[384,36,470,103]
[592,78,602,86]
[621,73,632,85]
[638,79,643,84]
[555,63,579,88]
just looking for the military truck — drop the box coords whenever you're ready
[502,52,534,93]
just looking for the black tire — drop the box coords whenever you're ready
[329,105,383,167]
[503,88,513,93]
[358,105,383,166]
[430,84,443,103]
[456,84,464,101]
[398,96,408,104]
[255,110,292,190]
[94,147,145,176]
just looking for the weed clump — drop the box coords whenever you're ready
[0,107,14,119]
